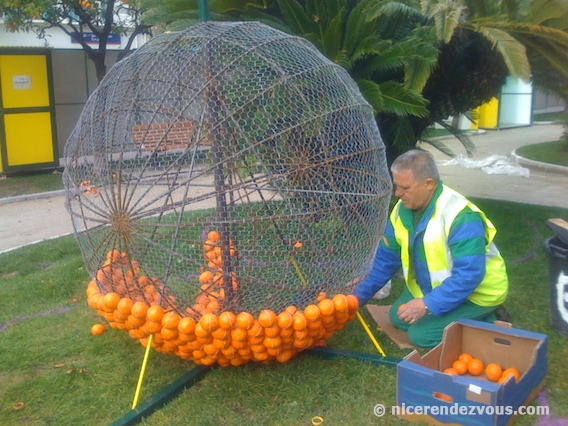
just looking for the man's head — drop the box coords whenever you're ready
[391,149,440,212]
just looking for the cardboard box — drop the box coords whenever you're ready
[396,319,547,426]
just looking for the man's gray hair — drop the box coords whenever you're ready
[391,149,440,183]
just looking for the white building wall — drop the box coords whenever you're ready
[0,19,149,50]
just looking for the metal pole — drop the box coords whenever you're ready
[132,334,154,409]
[356,311,387,357]
[198,0,209,22]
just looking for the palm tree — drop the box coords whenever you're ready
[141,0,568,160]
[362,0,568,159]
[142,0,285,31]
[277,0,436,118]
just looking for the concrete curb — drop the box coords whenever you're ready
[512,152,568,176]
[0,189,66,205]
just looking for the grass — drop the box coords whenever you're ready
[516,140,568,167]
[533,111,566,122]
[1,200,567,425]
[0,170,64,199]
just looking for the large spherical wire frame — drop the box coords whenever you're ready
[64,21,392,365]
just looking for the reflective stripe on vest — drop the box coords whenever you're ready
[392,185,508,307]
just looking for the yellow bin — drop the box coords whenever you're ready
[475,97,499,130]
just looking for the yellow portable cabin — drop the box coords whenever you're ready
[0,48,58,173]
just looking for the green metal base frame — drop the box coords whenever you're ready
[110,365,210,426]
[306,346,402,367]
[111,348,402,425]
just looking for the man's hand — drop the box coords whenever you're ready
[397,298,429,324]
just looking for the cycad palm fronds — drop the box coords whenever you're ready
[424,0,466,43]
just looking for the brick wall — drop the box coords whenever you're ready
[132,120,210,152]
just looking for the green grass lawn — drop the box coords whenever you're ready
[0,170,64,198]
[516,140,568,167]
[1,199,567,425]
[533,111,566,122]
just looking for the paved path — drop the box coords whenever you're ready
[1,123,567,254]
[0,190,72,254]
[421,123,568,210]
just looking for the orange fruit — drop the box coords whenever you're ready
[433,392,453,403]
[232,312,254,330]
[444,367,459,375]
[398,303,406,311]
[145,320,162,334]
[219,311,237,330]
[194,323,211,338]
[160,328,178,341]
[277,311,294,329]
[250,343,267,354]
[88,292,102,309]
[468,359,484,376]
[231,327,248,342]
[91,324,106,336]
[253,351,269,362]
[127,314,145,328]
[452,360,468,375]
[304,305,320,321]
[162,311,181,330]
[131,301,149,319]
[285,305,298,315]
[212,327,230,340]
[199,312,219,332]
[485,363,503,382]
[108,249,122,263]
[87,280,99,296]
[147,305,165,322]
[276,350,293,363]
[213,338,231,350]
[207,231,221,242]
[199,271,214,284]
[258,309,277,328]
[178,317,196,335]
[501,367,521,382]
[203,239,216,251]
[292,312,308,331]
[203,343,219,357]
[236,312,255,330]
[332,294,348,312]
[206,300,221,314]
[318,299,335,317]
[458,353,473,364]
[264,325,280,338]
[345,295,359,313]
[117,297,134,315]
[263,336,282,349]
[247,321,264,338]
[103,292,121,310]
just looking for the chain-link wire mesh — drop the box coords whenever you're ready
[64,21,392,365]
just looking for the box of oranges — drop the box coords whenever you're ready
[396,319,547,426]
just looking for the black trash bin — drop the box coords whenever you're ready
[544,236,568,339]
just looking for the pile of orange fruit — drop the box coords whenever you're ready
[92,249,177,309]
[86,231,360,366]
[444,353,522,384]
[186,231,239,317]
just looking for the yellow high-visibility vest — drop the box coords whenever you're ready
[392,185,508,307]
